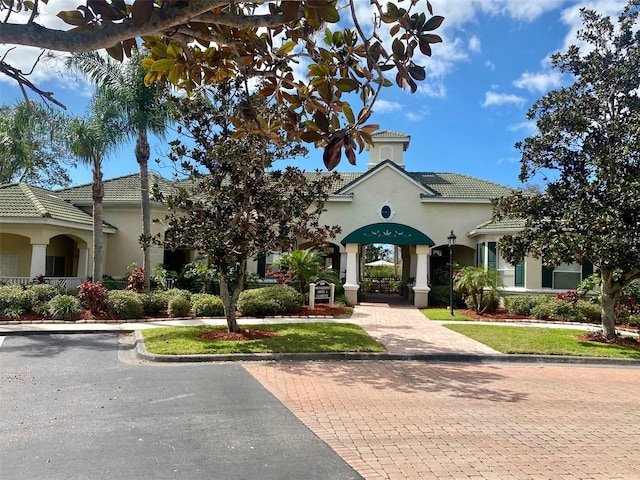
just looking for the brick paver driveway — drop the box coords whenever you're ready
[245,361,640,480]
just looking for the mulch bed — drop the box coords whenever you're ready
[576,331,640,349]
[198,329,280,341]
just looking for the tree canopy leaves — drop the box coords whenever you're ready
[0,0,444,169]
[494,0,640,337]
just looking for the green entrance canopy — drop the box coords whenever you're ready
[341,223,435,246]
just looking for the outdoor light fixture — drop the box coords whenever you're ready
[447,230,457,316]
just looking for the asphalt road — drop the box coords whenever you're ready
[0,333,361,480]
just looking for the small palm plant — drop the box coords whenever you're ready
[454,266,502,315]
[276,248,324,296]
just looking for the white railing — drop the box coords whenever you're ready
[0,277,84,292]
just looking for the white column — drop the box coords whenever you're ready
[77,248,89,281]
[412,245,431,308]
[343,243,360,305]
[29,244,47,279]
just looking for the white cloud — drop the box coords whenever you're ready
[417,81,447,99]
[468,35,481,52]
[485,60,495,70]
[481,91,526,108]
[513,71,563,93]
[509,120,538,136]
[372,99,403,113]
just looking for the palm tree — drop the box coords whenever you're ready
[66,51,172,291]
[276,248,325,296]
[66,91,125,281]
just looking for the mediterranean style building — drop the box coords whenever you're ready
[0,131,591,306]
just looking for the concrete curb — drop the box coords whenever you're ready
[133,331,640,367]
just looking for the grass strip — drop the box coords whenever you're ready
[421,308,472,321]
[141,322,386,355]
[445,324,640,359]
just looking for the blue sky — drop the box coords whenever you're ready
[0,0,629,188]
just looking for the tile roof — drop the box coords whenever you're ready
[474,217,526,230]
[56,172,177,204]
[372,130,410,139]
[409,172,514,198]
[0,183,95,226]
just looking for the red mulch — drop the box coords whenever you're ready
[576,332,640,349]
[198,329,280,341]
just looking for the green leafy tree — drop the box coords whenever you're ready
[364,244,393,264]
[453,266,501,315]
[154,81,340,332]
[66,50,173,291]
[276,248,325,296]
[1,1,443,167]
[0,101,73,187]
[66,91,126,282]
[494,1,640,338]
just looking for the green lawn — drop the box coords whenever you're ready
[445,324,640,359]
[141,322,386,355]
[421,308,472,321]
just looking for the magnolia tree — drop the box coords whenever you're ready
[1,0,443,169]
[153,81,341,332]
[494,1,640,339]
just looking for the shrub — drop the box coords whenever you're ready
[575,299,601,323]
[165,288,192,303]
[191,294,224,317]
[106,290,143,319]
[167,296,191,317]
[464,293,499,314]
[26,283,61,308]
[428,285,465,308]
[141,292,167,315]
[504,295,547,316]
[3,305,25,320]
[0,285,31,312]
[78,281,108,313]
[531,298,584,322]
[48,295,82,321]
[237,285,304,317]
[126,267,147,293]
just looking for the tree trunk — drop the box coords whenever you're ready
[91,158,104,282]
[219,272,240,332]
[600,269,621,339]
[136,128,152,292]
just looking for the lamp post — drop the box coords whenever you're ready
[447,230,457,316]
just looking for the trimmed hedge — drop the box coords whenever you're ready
[504,295,547,316]
[191,293,224,317]
[107,290,143,319]
[168,296,191,317]
[237,285,303,317]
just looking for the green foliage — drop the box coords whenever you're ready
[277,248,325,295]
[237,285,304,317]
[494,4,640,336]
[47,295,82,321]
[504,295,548,316]
[167,296,192,318]
[164,288,192,303]
[575,299,602,323]
[141,292,168,315]
[106,290,144,319]
[454,266,502,315]
[0,284,31,313]
[428,285,464,308]
[420,308,471,321]
[530,298,584,322]
[26,283,61,307]
[191,294,224,317]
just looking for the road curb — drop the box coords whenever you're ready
[132,331,640,366]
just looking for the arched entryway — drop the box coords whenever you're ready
[341,223,435,307]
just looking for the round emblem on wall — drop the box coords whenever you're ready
[378,201,396,222]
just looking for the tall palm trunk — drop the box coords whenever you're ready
[135,128,152,292]
[91,159,104,282]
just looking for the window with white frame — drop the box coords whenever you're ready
[553,263,582,290]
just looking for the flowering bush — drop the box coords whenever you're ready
[556,290,580,305]
[78,281,108,313]
[126,267,146,293]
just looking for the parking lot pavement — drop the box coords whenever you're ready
[245,360,640,480]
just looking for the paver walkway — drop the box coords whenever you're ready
[348,299,499,356]
[245,298,640,480]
